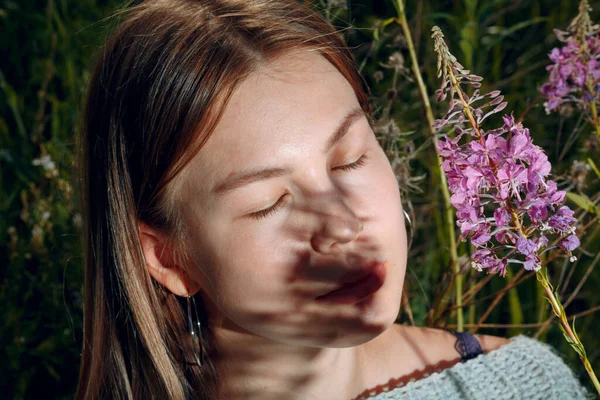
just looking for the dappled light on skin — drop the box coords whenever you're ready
[171,51,408,399]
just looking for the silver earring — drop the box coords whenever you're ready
[187,295,204,366]
[403,209,413,250]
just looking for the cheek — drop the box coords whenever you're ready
[363,148,402,213]
[365,150,407,251]
[190,223,288,299]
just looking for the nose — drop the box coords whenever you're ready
[310,195,363,254]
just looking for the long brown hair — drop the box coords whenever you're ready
[77,0,370,398]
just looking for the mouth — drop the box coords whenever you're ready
[315,261,387,304]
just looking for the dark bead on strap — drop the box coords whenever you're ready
[448,331,484,361]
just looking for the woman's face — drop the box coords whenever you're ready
[177,50,407,348]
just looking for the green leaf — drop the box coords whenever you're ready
[566,192,598,214]
[43,361,61,381]
[381,17,396,30]
[556,321,582,358]
[0,69,27,139]
[376,17,397,41]
[587,158,600,180]
[570,317,587,359]
[35,338,56,355]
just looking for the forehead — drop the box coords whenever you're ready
[183,50,361,195]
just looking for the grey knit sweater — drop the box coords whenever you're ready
[363,335,591,400]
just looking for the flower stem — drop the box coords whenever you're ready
[443,61,527,238]
[580,15,600,138]
[537,270,600,397]
[394,0,463,331]
[588,96,600,138]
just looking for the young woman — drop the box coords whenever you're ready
[76,1,589,399]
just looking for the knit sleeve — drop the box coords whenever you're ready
[367,335,592,400]
[505,336,592,400]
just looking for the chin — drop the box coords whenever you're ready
[363,282,402,326]
[335,286,403,348]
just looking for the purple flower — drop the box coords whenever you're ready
[496,162,528,200]
[516,236,537,257]
[523,255,542,271]
[541,5,600,113]
[432,25,580,277]
[464,166,487,192]
[472,230,492,247]
[559,234,581,251]
[516,235,548,258]
[471,249,508,276]
[527,199,549,221]
[543,180,567,204]
[548,206,577,234]
[494,208,510,227]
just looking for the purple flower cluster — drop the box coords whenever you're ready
[432,26,580,277]
[541,36,600,112]
[437,116,580,275]
[540,1,600,113]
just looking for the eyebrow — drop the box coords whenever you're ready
[212,107,366,196]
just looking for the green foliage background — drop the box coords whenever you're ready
[1,0,599,398]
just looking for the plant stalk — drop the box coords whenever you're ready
[432,21,600,395]
[588,96,600,137]
[581,16,600,138]
[394,0,463,331]
[537,270,600,396]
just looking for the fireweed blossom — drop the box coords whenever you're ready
[431,25,600,396]
[431,26,580,277]
[540,0,600,120]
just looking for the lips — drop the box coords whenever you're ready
[339,262,380,284]
[316,261,387,304]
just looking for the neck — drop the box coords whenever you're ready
[212,318,371,400]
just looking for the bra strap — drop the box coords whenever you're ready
[448,331,483,361]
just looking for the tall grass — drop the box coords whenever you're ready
[1,0,598,397]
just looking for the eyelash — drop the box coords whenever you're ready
[333,154,368,172]
[249,193,288,220]
[249,154,368,220]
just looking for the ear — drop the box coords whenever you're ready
[139,222,201,297]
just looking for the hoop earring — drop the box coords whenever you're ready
[403,209,413,250]
[187,295,205,366]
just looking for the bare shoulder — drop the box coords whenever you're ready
[392,324,511,358]
[389,325,460,365]
[355,325,513,398]
[473,333,511,354]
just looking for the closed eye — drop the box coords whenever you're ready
[333,154,368,172]
[248,154,368,220]
[249,193,288,220]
